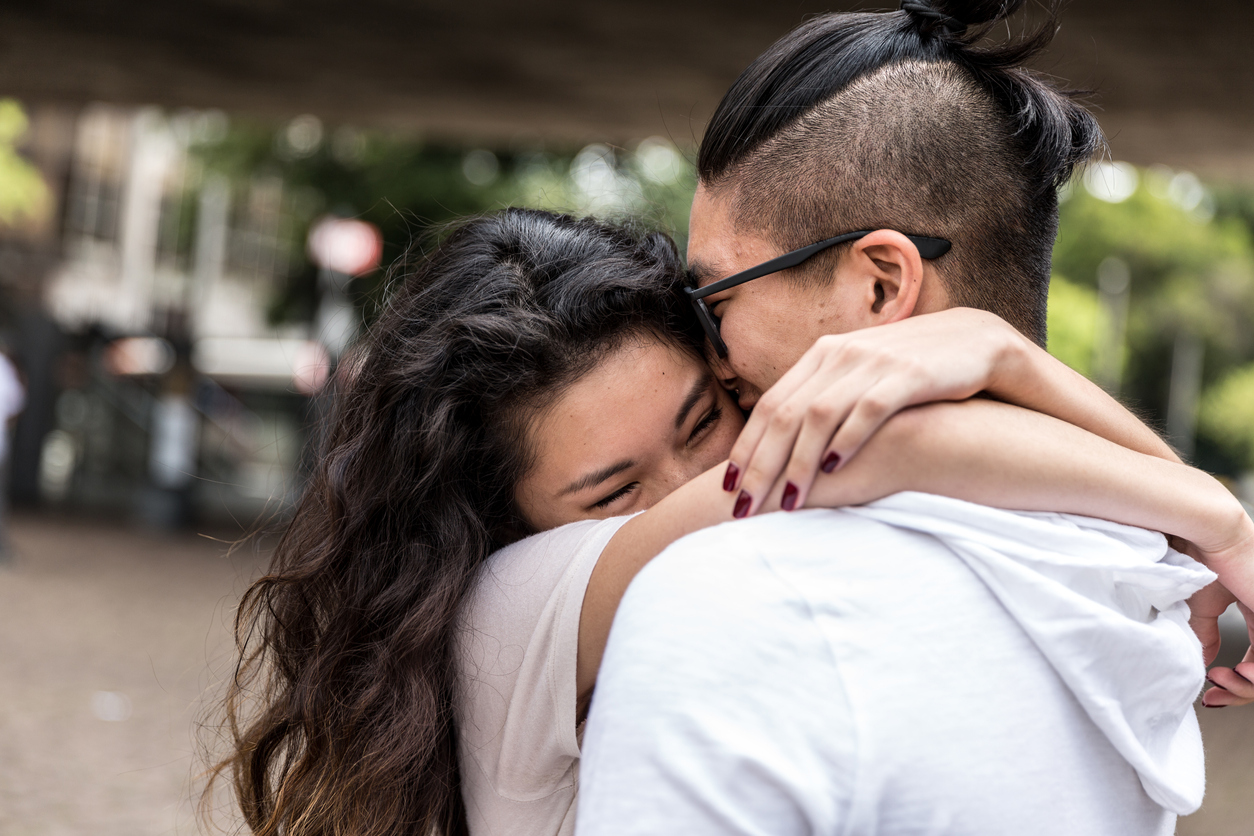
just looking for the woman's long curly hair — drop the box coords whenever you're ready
[205,209,698,836]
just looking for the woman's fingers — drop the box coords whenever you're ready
[723,346,826,493]
[821,378,918,471]
[1203,664,1254,707]
[725,311,1016,497]
[732,373,912,513]
[1189,611,1224,668]
[1202,642,1254,707]
[734,373,858,516]
[777,385,860,510]
[726,317,1001,506]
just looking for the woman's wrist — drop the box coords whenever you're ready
[981,320,1042,406]
[1191,493,1254,566]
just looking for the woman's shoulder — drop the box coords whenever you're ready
[460,515,637,636]
[454,514,637,808]
[489,516,634,580]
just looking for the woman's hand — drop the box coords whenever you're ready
[724,308,1022,515]
[1177,523,1254,708]
[723,307,1182,516]
[1191,583,1254,708]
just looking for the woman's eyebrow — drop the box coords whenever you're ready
[560,459,636,497]
[675,372,713,431]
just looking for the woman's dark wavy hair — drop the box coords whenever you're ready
[205,209,697,836]
[697,0,1106,344]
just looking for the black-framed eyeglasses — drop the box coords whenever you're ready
[685,230,952,357]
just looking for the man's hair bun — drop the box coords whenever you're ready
[901,0,1027,38]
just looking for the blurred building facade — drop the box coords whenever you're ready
[2,104,321,525]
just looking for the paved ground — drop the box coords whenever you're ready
[0,512,1250,835]
[0,512,262,836]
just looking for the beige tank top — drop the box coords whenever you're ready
[455,516,633,836]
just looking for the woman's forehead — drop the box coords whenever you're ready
[523,340,705,481]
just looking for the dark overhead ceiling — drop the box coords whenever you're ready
[2,0,1252,177]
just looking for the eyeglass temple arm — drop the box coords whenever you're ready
[687,232,869,300]
[686,232,950,300]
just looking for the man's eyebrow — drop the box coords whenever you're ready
[675,371,713,431]
[560,459,636,498]
[687,259,720,287]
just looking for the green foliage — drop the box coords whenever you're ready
[1199,363,1254,470]
[0,99,50,226]
[1054,178,1254,353]
[1052,168,1254,473]
[1045,274,1100,377]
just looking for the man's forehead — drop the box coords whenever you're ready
[687,226,779,289]
[687,182,778,287]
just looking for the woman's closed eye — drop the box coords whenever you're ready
[687,405,723,446]
[592,482,638,510]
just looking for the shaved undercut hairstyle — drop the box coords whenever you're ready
[697,0,1104,345]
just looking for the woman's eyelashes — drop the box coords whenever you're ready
[687,405,723,446]
[592,482,638,510]
[588,403,721,511]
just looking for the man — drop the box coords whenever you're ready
[576,4,1252,834]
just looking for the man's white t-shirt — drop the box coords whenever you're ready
[577,493,1215,836]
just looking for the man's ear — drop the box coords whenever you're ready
[847,230,925,324]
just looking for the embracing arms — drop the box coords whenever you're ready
[576,397,1254,711]
[726,307,1180,516]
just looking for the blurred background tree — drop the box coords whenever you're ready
[191,118,695,327]
[0,99,49,227]
[1049,162,1254,477]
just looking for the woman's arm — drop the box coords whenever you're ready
[983,318,1178,461]
[576,398,1252,709]
[728,308,1181,519]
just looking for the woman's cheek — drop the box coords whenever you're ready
[706,413,743,466]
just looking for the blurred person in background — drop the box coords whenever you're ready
[0,335,24,563]
[204,202,1253,836]
[575,2,1254,835]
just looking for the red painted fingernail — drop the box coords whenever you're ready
[821,452,841,473]
[723,462,740,492]
[1204,703,1227,709]
[1235,668,1253,685]
[733,491,751,518]
[782,482,799,511]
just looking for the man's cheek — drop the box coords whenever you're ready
[731,343,770,391]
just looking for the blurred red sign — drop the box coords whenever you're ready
[307,216,383,276]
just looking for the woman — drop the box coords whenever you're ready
[207,210,1252,836]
